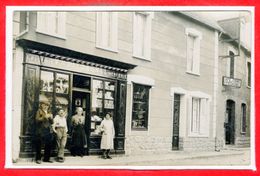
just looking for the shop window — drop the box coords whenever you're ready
[247,61,251,87]
[91,79,116,136]
[241,103,247,133]
[133,12,152,60]
[39,70,69,115]
[36,12,66,39]
[189,97,209,136]
[131,83,151,130]
[185,28,201,75]
[96,12,118,52]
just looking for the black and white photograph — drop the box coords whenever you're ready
[6,6,254,169]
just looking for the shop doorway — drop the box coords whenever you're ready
[71,91,91,151]
[172,94,180,150]
[225,100,235,145]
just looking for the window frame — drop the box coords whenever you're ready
[247,60,251,88]
[36,11,66,39]
[185,28,202,76]
[131,83,151,131]
[96,12,118,53]
[133,12,153,61]
[241,103,247,134]
[188,93,210,138]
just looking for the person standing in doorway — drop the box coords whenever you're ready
[100,113,115,159]
[70,107,87,157]
[53,108,68,163]
[34,100,54,164]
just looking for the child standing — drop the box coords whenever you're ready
[53,108,68,162]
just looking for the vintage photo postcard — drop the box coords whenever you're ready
[5,6,255,170]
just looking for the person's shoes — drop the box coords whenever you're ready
[58,158,64,163]
[107,155,112,159]
[36,160,42,164]
[43,159,53,163]
[102,155,107,159]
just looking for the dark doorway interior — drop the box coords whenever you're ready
[225,100,235,145]
[172,94,180,150]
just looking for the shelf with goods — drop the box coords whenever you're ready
[91,79,116,136]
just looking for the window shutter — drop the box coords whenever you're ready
[193,39,200,74]
[187,35,193,72]
[187,96,193,134]
[133,13,140,57]
[199,99,209,136]
[57,12,66,37]
[37,12,47,32]
[110,12,118,50]
[144,14,152,60]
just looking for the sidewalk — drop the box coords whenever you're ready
[14,148,251,167]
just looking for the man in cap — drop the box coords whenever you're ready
[34,100,54,164]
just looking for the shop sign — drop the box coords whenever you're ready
[26,53,127,80]
[222,76,242,88]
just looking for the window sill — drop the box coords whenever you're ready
[36,29,66,40]
[131,128,148,131]
[188,133,209,138]
[96,45,118,53]
[186,71,200,76]
[133,55,151,62]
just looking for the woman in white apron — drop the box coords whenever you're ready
[100,113,115,159]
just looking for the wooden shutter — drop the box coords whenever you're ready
[199,99,210,136]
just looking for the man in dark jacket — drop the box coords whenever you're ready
[35,100,54,164]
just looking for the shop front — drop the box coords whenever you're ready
[17,39,136,157]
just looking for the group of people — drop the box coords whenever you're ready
[34,100,115,164]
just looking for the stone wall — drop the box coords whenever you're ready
[125,136,172,155]
[235,137,250,147]
[181,137,216,151]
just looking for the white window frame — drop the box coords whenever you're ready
[96,12,118,52]
[246,59,251,88]
[36,12,66,39]
[185,28,202,76]
[241,103,247,134]
[127,75,155,133]
[133,12,153,61]
[188,91,211,137]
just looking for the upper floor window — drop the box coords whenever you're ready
[19,11,29,34]
[247,61,251,87]
[36,12,66,39]
[133,12,152,61]
[229,51,235,78]
[96,12,118,52]
[185,28,202,75]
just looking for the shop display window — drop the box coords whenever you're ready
[131,83,150,130]
[91,79,115,136]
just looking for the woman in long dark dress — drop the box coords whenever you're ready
[70,107,87,157]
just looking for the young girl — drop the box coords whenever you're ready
[53,108,68,163]
[100,113,115,159]
[70,107,87,157]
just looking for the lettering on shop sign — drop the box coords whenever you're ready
[25,53,127,80]
[222,76,242,88]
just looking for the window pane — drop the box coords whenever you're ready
[40,70,54,92]
[56,73,69,94]
[132,83,150,130]
[73,75,91,89]
[247,62,251,87]
[192,98,200,133]
[229,51,235,78]
[39,70,54,112]
[242,104,247,133]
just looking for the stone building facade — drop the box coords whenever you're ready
[11,10,251,161]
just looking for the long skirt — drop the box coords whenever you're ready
[70,125,87,156]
